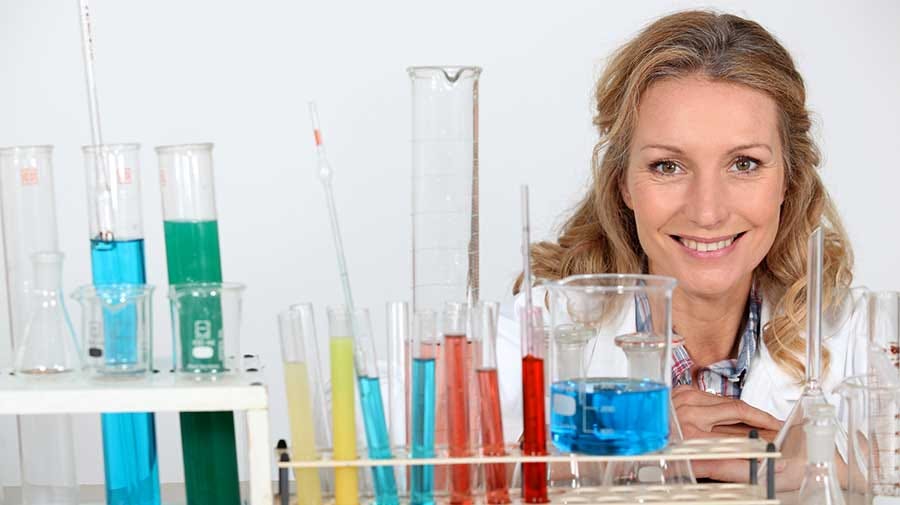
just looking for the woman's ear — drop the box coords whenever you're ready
[620,178,634,209]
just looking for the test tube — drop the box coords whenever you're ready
[410,309,438,504]
[387,301,410,496]
[279,304,330,505]
[442,302,472,503]
[473,302,510,504]
[353,308,399,504]
[83,143,160,505]
[155,143,240,505]
[327,306,360,504]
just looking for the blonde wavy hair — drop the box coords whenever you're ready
[516,10,853,380]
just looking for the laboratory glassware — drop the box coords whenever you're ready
[156,142,240,505]
[169,282,244,375]
[798,404,846,504]
[71,284,154,374]
[410,309,438,505]
[15,251,80,505]
[0,145,60,355]
[83,143,161,505]
[442,301,473,503]
[328,305,360,504]
[868,291,900,384]
[408,66,481,312]
[519,186,548,503]
[473,301,511,504]
[387,301,410,496]
[544,275,677,453]
[351,307,399,504]
[279,304,331,505]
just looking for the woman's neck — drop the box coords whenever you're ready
[671,274,754,368]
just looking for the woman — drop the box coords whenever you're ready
[499,10,866,485]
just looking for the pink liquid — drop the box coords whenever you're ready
[445,334,472,504]
[477,368,510,504]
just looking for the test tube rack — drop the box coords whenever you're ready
[275,436,782,504]
[0,367,273,505]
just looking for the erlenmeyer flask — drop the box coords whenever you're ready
[798,404,846,504]
[14,252,81,374]
[408,66,481,312]
[15,251,80,505]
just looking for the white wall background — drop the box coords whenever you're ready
[1,0,898,487]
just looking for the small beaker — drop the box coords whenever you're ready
[168,282,244,376]
[72,284,154,375]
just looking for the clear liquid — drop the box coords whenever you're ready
[358,375,399,504]
[90,239,160,505]
[550,378,669,455]
[410,357,436,505]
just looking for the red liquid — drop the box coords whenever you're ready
[477,368,511,504]
[522,355,548,503]
[445,334,472,504]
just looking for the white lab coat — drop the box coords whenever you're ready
[495,285,869,449]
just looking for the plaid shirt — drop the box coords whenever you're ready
[636,282,761,399]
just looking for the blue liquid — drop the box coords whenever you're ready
[90,239,161,505]
[550,378,669,455]
[358,375,399,505]
[410,358,436,505]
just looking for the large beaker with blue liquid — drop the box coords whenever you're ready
[82,143,160,505]
[546,274,676,456]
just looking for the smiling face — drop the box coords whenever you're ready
[622,75,786,298]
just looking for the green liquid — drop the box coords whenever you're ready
[163,220,240,505]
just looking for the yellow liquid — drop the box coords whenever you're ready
[330,337,359,505]
[284,361,322,505]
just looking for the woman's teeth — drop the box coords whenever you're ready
[679,236,735,252]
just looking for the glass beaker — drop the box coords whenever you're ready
[408,66,481,312]
[278,304,331,505]
[156,143,240,505]
[71,284,154,374]
[14,251,80,505]
[545,274,675,456]
[168,282,244,375]
[0,145,60,358]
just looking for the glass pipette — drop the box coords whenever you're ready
[308,102,354,312]
[308,104,398,504]
[520,185,549,503]
[77,0,115,241]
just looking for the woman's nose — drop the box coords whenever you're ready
[683,171,729,229]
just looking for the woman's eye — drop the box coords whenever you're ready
[731,156,760,173]
[650,160,682,175]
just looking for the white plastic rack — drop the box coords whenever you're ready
[275,436,781,504]
[0,368,273,505]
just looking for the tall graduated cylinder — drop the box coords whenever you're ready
[0,145,60,351]
[156,143,241,505]
[408,66,481,312]
[546,274,676,457]
[83,143,161,505]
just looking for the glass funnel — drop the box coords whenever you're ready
[544,274,695,486]
[408,66,481,312]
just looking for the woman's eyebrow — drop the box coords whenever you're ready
[638,143,773,155]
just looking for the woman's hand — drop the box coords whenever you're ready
[672,386,783,440]
[673,385,787,484]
